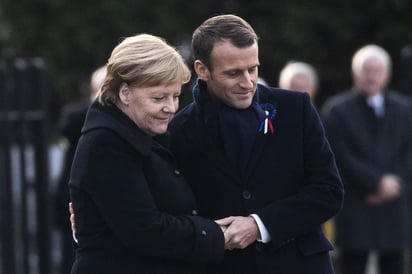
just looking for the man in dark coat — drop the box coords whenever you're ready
[322,44,412,274]
[169,14,344,274]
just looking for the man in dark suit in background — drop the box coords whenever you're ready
[322,44,412,274]
[169,14,344,274]
[52,66,105,274]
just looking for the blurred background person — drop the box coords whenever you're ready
[278,61,318,100]
[398,44,412,273]
[52,65,106,274]
[322,44,412,274]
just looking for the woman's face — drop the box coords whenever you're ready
[119,83,181,136]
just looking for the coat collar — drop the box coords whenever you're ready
[180,82,279,184]
[82,100,153,157]
[192,78,266,121]
[349,89,401,166]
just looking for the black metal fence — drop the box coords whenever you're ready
[0,58,52,274]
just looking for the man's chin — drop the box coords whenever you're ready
[233,98,253,109]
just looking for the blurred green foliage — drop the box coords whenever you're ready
[1,0,411,110]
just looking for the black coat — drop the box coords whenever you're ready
[69,101,224,274]
[169,83,344,274]
[322,89,412,251]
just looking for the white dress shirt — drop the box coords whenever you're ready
[250,214,271,243]
[367,93,384,117]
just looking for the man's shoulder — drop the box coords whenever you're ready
[387,90,412,108]
[257,84,308,104]
[170,102,197,131]
[322,90,356,114]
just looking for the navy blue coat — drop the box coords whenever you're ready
[69,101,224,274]
[322,89,412,251]
[169,83,344,274]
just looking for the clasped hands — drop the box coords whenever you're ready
[366,174,402,205]
[69,203,259,251]
[215,216,259,250]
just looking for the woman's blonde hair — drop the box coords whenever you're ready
[98,34,191,105]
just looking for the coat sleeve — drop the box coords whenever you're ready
[255,94,344,248]
[80,131,224,262]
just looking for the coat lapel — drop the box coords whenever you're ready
[353,92,395,166]
[243,133,270,184]
[181,114,241,184]
[375,97,396,167]
[180,84,279,186]
[243,91,278,185]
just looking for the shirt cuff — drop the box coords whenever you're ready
[250,214,271,243]
[72,232,78,244]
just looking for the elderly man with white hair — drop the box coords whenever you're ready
[322,44,412,274]
[278,61,318,100]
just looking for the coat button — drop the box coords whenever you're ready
[201,230,207,237]
[243,190,251,199]
[192,210,198,215]
[173,169,181,176]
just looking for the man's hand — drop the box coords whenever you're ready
[69,202,76,234]
[215,216,259,250]
[366,174,402,205]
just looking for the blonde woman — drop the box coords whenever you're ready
[69,34,224,274]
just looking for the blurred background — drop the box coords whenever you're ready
[0,0,411,273]
[2,0,412,108]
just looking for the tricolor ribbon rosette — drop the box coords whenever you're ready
[258,103,277,135]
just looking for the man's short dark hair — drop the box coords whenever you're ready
[192,14,258,70]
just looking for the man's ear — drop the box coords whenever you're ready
[118,83,130,105]
[194,60,210,81]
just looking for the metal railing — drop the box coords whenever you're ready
[0,58,52,274]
